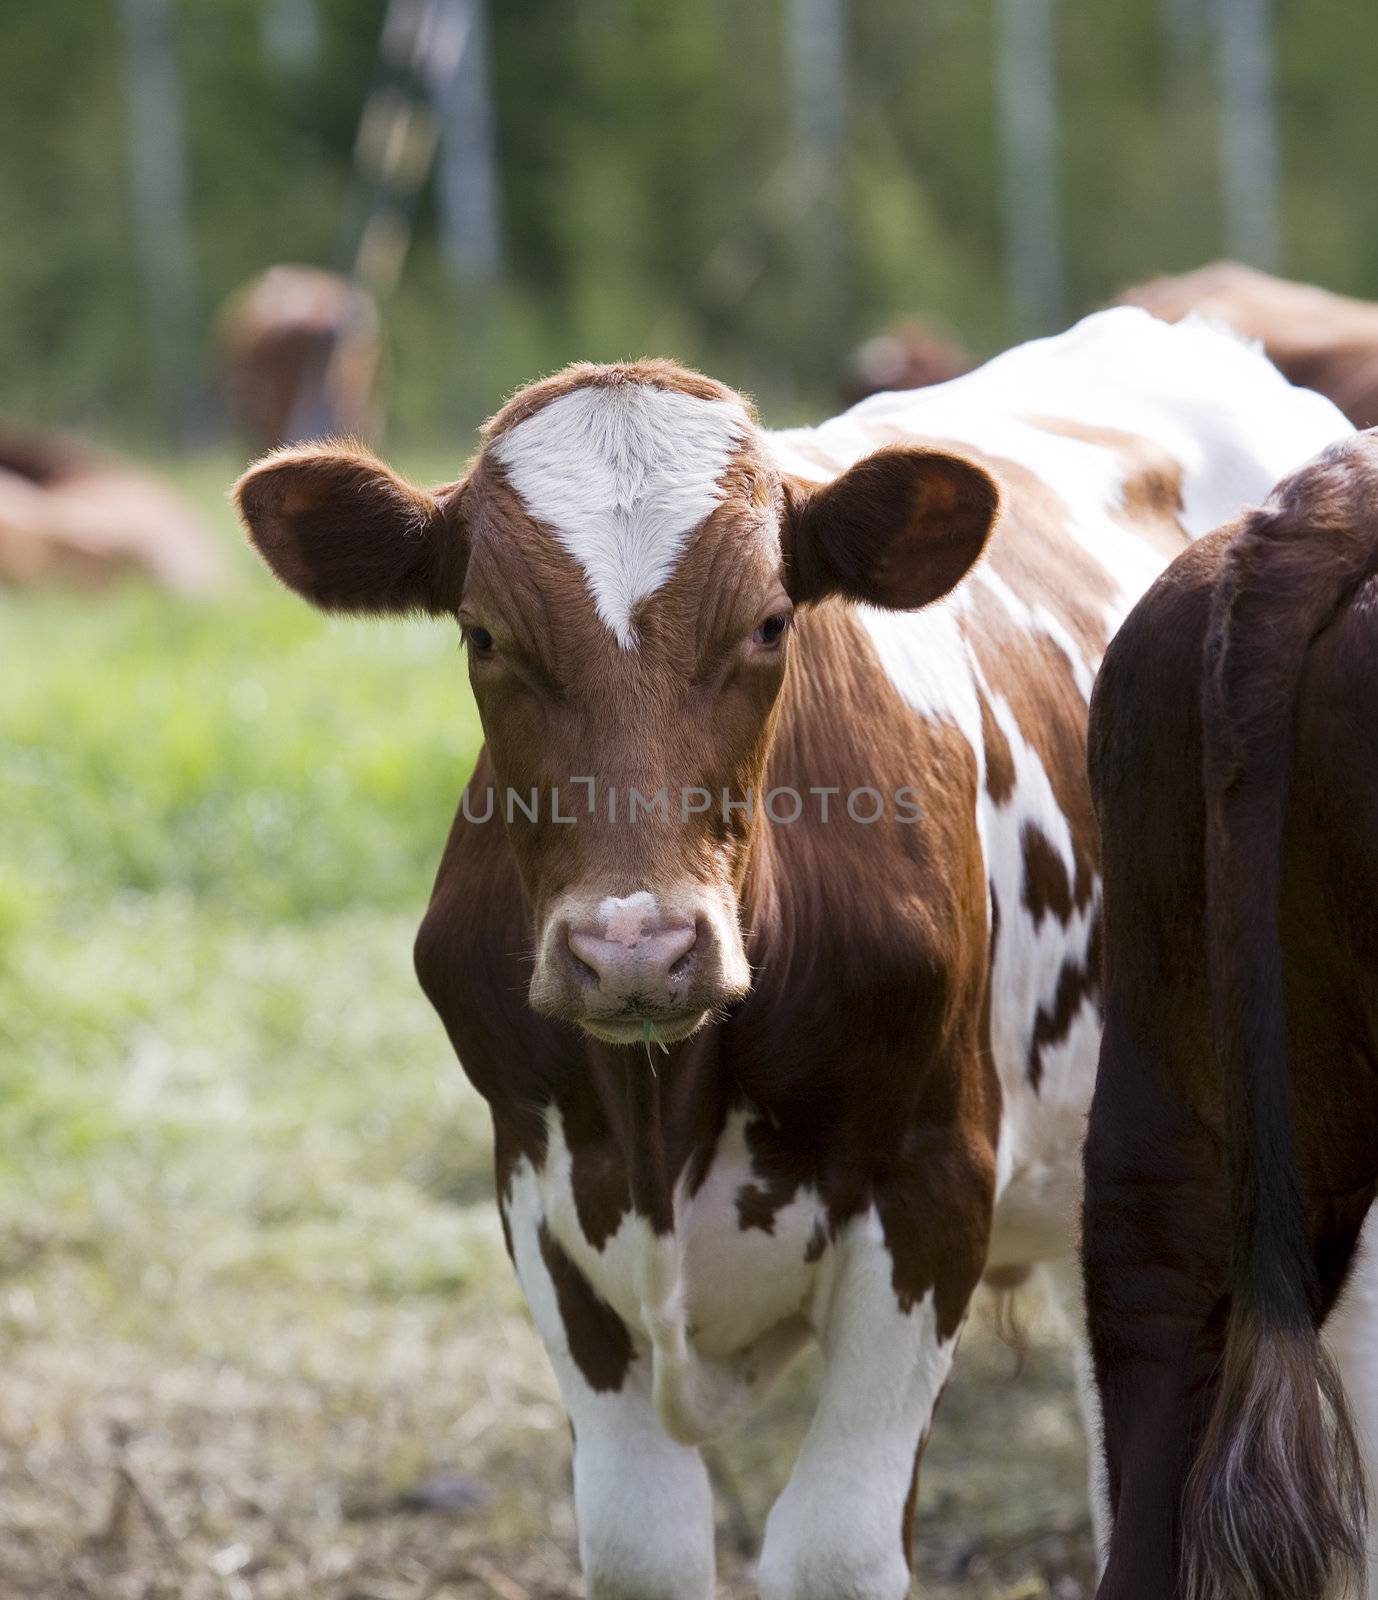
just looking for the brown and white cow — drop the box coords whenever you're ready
[236,309,1348,1599]
[1084,430,1378,1600]
[1119,260,1378,429]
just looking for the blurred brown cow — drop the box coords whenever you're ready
[1119,261,1378,428]
[217,265,384,451]
[840,318,974,407]
[0,426,221,594]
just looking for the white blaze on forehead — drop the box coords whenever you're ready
[491,381,752,648]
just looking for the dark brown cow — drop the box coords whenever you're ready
[237,309,1350,1600]
[0,424,220,593]
[217,265,384,450]
[1119,260,1378,428]
[1084,430,1378,1600]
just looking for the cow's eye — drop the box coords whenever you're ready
[753,611,792,649]
[464,624,495,657]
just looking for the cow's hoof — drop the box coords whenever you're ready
[758,1497,910,1600]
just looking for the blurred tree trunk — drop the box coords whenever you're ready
[1215,0,1280,269]
[432,0,503,283]
[1160,0,1205,84]
[261,0,322,71]
[787,0,848,364]
[995,0,1064,339]
[117,0,203,442]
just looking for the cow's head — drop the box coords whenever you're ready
[236,361,999,1046]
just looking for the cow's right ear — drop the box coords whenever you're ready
[234,444,468,616]
[781,446,1000,611]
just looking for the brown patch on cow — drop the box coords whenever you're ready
[557,1091,634,1252]
[1021,821,1073,926]
[624,1060,678,1238]
[1028,912,1102,1090]
[537,1221,634,1394]
[736,1182,785,1233]
[1027,415,1190,560]
[979,686,1015,803]
[735,1112,806,1236]
[966,588,1100,917]
[976,453,1118,667]
[877,1122,996,1338]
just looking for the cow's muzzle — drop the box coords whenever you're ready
[531,888,749,1045]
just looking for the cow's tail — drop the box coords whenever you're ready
[1185,436,1378,1600]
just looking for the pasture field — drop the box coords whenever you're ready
[0,453,1094,1598]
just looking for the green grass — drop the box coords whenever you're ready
[0,452,1093,1598]
[0,460,486,1241]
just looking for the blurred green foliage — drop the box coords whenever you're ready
[1,0,1378,444]
[0,461,487,1241]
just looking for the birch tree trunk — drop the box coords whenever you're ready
[787,0,847,356]
[432,0,503,283]
[1215,0,1280,269]
[995,0,1065,337]
[118,0,202,439]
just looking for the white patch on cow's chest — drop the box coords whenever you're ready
[491,383,751,648]
[539,1107,826,1358]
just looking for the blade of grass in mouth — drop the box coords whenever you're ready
[642,1017,670,1067]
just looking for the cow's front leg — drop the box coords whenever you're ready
[758,1197,982,1600]
[505,1173,714,1600]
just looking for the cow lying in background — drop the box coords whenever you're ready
[1085,431,1378,1600]
[0,425,220,594]
[1120,260,1378,427]
[236,309,1346,1599]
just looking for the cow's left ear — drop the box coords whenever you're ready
[235,444,468,616]
[782,447,1001,610]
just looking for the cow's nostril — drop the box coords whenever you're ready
[667,934,698,980]
[668,951,694,981]
[568,947,600,987]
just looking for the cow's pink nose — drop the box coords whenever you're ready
[567,918,698,1002]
